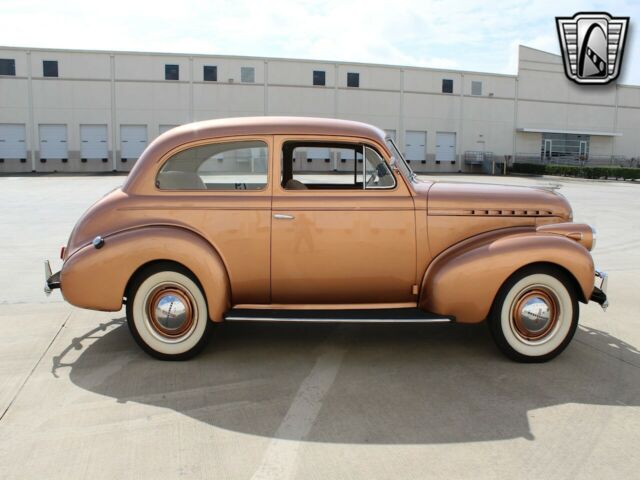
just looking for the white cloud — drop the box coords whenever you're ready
[0,0,637,83]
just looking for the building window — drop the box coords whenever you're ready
[165,64,179,80]
[43,60,58,77]
[442,79,453,93]
[541,133,590,160]
[203,65,217,81]
[0,59,16,76]
[313,70,326,86]
[241,67,255,83]
[471,81,482,96]
[347,72,359,88]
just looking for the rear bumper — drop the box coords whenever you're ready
[44,260,61,296]
[590,269,609,310]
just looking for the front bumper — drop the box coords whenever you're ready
[590,269,609,310]
[44,260,61,296]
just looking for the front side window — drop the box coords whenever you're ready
[281,141,394,190]
[364,147,395,188]
[386,137,416,183]
[157,140,268,190]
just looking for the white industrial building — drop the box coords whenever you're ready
[0,44,638,173]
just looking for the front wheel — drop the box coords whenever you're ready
[488,266,579,363]
[126,263,212,360]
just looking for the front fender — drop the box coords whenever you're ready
[60,226,231,321]
[419,228,595,323]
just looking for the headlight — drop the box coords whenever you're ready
[590,225,597,251]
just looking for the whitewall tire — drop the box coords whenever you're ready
[489,266,579,362]
[126,263,212,360]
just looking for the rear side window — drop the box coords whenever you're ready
[157,140,268,190]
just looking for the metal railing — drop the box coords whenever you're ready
[464,151,493,165]
[514,154,639,168]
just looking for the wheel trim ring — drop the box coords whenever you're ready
[146,285,197,340]
[510,286,559,343]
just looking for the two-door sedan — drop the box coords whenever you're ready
[45,117,608,362]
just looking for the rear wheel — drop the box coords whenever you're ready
[126,263,212,360]
[488,266,579,363]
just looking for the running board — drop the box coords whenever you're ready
[224,308,453,323]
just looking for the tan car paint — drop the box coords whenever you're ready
[420,228,595,323]
[59,116,596,324]
[61,226,231,321]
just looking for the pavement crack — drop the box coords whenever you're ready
[0,312,71,424]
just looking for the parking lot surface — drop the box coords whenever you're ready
[0,174,638,479]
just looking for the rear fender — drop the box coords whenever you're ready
[419,228,595,323]
[60,226,231,321]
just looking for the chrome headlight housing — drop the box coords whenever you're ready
[590,225,597,251]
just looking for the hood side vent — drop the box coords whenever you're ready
[430,208,557,217]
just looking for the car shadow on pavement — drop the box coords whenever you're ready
[54,318,640,444]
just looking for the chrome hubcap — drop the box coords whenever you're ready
[155,293,189,331]
[147,286,195,339]
[519,296,552,333]
[511,287,559,342]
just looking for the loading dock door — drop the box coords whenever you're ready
[39,124,68,159]
[120,125,147,159]
[405,130,426,162]
[436,132,456,163]
[80,125,108,159]
[0,124,27,159]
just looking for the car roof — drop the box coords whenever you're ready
[123,116,388,194]
[163,116,386,142]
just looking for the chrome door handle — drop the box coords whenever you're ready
[273,213,295,220]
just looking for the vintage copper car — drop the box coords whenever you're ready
[44,117,608,362]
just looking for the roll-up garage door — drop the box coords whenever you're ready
[405,130,426,163]
[435,132,456,163]
[39,124,68,160]
[120,125,147,160]
[0,124,27,159]
[80,125,108,160]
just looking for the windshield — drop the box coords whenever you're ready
[385,137,417,183]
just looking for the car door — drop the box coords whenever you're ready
[271,135,417,305]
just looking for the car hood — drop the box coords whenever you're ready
[423,181,572,221]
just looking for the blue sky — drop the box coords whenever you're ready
[1,0,638,84]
